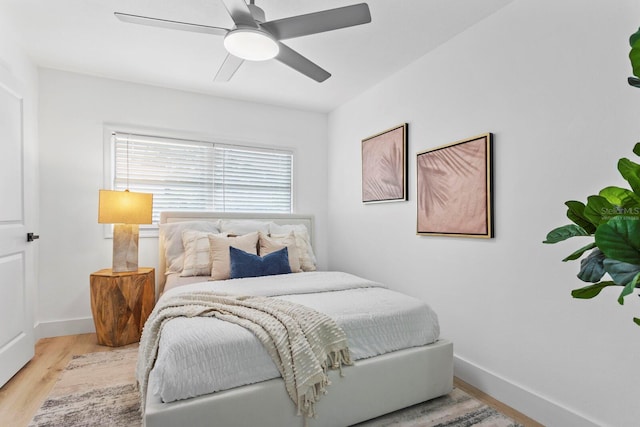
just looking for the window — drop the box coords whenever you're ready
[213,144,294,213]
[110,132,293,224]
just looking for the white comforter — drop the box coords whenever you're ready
[149,271,440,403]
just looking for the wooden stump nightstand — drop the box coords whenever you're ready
[90,267,155,347]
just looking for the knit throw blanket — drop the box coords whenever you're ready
[136,291,352,420]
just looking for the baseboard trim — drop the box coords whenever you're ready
[34,317,95,340]
[454,355,602,427]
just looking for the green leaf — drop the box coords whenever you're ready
[633,142,640,157]
[631,28,640,46]
[571,281,617,299]
[599,186,640,208]
[632,52,640,79]
[618,272,640,305]
[595,216,640,264]
[631,28,640,78]
[543,224,589,244]
[618,158,640,195]
[631,49,640,79]
[565,201,596,234]
[634,317,640,326]
[577,249,605,283]
[603,258,640,286]
[562,242,596,262]
[584,195,616,226]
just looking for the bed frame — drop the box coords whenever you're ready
[148,211,454,427]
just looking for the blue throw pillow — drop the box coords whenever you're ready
[229,246,292,279]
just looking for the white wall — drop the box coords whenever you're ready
[328,1,640,426]
[37,69,328,337]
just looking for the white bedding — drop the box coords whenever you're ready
[149,271,440,403]
[163,272,204,292]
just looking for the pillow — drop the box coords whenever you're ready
[259,232,301,273]
[180,230,226,277]
[229,246,291,279]
[160,221,221,274]
[219,219,270,236]
[269,223,316,272]
[208,232,260,280]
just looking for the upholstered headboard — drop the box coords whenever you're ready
[158,211,315,291]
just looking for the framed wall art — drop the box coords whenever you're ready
[361,123,408,203]
[417,133,493,238]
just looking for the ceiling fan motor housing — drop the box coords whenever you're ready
[247,4,266,23]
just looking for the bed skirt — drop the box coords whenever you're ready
[144,339,453,427]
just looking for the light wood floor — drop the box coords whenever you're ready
[0,334,543,427]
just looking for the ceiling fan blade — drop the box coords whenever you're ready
[214,54,244,82]
[115,12,228,36]
[260,3,371,40]
[219,0,257,28]
[275,43,330,83]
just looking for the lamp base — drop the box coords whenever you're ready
[112,224,139,273]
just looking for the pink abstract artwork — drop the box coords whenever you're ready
[362,124,407,203]
[417,134,493,238]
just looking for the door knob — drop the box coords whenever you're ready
[27,232,40,242]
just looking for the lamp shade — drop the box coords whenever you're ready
[98,190,153,224]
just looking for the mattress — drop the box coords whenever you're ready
[148,271,440,403]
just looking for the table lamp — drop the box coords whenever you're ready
[98,189,153,273]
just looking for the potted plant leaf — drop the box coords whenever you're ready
[544,28,640,326]
[629,27,640,87]
[543,144,640,325]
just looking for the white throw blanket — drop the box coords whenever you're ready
[137,291,352,420]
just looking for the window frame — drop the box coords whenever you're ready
[102,125,296,238]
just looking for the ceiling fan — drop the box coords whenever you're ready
[114,0,371,83]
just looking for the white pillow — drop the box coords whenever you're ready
[259,232,301,273]
[160,221,221,274]
[219,219,270,236]
[269,223,316,272]
[181,230,226,277]
[208,232,260,280]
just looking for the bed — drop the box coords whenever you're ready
[142,211,453,427]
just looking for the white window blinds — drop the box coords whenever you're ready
[112,132,293,223]
[213,144,293,213]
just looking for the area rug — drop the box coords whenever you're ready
[30,347,522,427]
[353,388,523,426]
[29,347,139,427]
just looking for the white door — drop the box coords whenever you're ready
[0,75,34,387]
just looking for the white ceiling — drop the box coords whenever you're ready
[0,0,513,112]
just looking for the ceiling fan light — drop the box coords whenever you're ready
[224,28,279,61]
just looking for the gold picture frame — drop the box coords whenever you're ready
[361,123,408,203]
[417,133,493,238]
